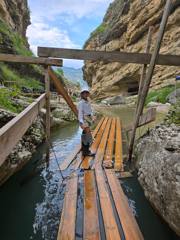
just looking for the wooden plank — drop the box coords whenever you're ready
[57,174,78,240]
[38,47,180,67]
[103,118,116,168]
[81,117,109,169]
[126,108,156,131]
[60,117,104,170]
[0,94,46,166]
[60,145,82,170]
[93,118,112,168]
[48,67,78,117]
[92,117,105,137]
[84,171,100,240]
[95,167,121,240]
[129,0,172,161]
[0,53,62,66]
[105,169,144,240]
[114,118,123,171]
[138,108,156,127]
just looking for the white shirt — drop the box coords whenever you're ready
[78,99,93,124]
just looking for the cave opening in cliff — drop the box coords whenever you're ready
[127,82,139,96]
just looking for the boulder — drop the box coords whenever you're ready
[101,95,125,105]
[135,123,180,236]
[147,102,171,113]
[166,89,180,104]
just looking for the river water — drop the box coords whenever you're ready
[0,107,179,240]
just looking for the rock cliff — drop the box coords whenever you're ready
[0,0,43,91]
[0,0,30,40]
[83,0,180,100]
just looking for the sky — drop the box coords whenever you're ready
[27,0,113,68]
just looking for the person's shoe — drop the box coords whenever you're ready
[82,151,95,157]
[86,151,95,157]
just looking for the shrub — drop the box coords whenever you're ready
[145,84,180,105]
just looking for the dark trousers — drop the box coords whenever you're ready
[81,130,93,156]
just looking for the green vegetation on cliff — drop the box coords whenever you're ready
[90,23,107,38]
[0,18,44,112]
[0,19,32,56]
[0,88,23,113]
[145,84,180,105]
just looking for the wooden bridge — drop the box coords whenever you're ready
[57,117,143,240]
[0,1,179,238]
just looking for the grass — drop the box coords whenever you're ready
[145,84,180,105]
[0,88,23,113]
[0,63,43,91]
[90,23,107,38]
[84,23,107,48]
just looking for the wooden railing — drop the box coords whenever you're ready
[0,93,46,166]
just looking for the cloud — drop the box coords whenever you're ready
[27,20,80,55]
[28,0,113,21]
[27,0,113,68]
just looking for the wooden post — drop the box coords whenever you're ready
[136,26,153,114]
[45,66,51,139]
[128,0,172,161]
[45,66,51,163]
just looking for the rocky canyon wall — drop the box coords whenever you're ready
[83,0,180,100]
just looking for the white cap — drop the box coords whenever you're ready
[80,87,90,94]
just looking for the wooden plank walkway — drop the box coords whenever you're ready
[57,117,144,240]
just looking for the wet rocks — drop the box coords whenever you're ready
[101,95,126,105]
[135,123,180,235]
[0,108,16,127]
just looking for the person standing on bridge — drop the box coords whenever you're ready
[78,88,96,157]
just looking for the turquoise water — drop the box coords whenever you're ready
[0,121,179,240]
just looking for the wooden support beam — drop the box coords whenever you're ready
[0,94,46,166]
[45,67,51,141]
[38,47,180,66]
[136,26,153,114]
[48,67,78,117]
[129,0,172,161]
[0,53,62,66]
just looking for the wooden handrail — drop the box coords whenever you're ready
[0,93,46,166]
[0,53,62,66]
[48,67,78,117]
[38,47,180,66]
